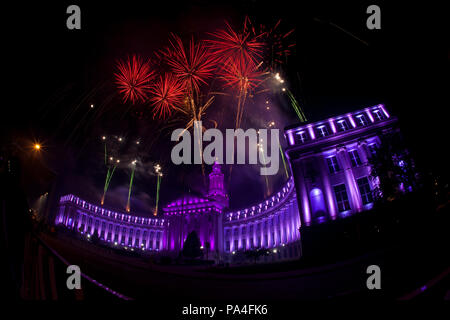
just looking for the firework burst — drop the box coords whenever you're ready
[207,21,265,67]
[115,55,154,104]
[245,17,296,71]
[220,59,266,92]
[163,34,217,94]
[148,73,185,120]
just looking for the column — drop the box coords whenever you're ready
[357,140,373,177]
[336,146,363,212]
[317,154,338,220]
[238,226,243,250]
[357,140,370,164]
[294,160,312,226]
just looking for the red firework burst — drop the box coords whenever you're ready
[163,34,217,93]
[148,73,185,119]
[115,55,154,104]
[220,58,266,93]
[245,17,295,70]
[207,21,265,67]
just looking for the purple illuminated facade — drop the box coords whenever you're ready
[285,104,397,226]
[55,162,301,262]
[56,195,167,251]
[55,104,401,263]
[223,178,301,261]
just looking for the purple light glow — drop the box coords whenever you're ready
[328,119,337,133]
[347,114,356,128]
[365,108,375,122]
[307,125,315,140]
[379,104,390,118]
[287,131,295,145]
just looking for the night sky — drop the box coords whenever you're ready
[3,1,445,215]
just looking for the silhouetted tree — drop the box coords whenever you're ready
[182,231,202,259]
[368,132,417,201]
[91,231,100,245]
[245,249,270,264]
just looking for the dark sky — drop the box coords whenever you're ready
[3,1,446,214]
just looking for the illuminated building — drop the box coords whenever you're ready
[56,104,404,263]
[284,104,397,226]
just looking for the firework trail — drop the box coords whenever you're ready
[115,55,154,104]
[100,135,123,205]
[279,144,289,178]
[148,73,185,119]
[274,72,307,122]
[286,88,307,122]
[221,59,267,128]
[153,164,163,216]
[126,159,137,212]
[257,141,270,197]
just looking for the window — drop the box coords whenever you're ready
[357,177,373,205]
[337,119,349,132]
[225,241,230,252]
[271,232,275,246]
[349,150,362,167]
[257,236,261,248]
[327,156,340,174]
[296,130,308,143]
[128,229,133,246]
[368,144,377,156]
[372,109,385,121]
[250,238,254,248]
[242,239,246,250]
[333,184,351,212]
[135,230,140,247]
[355,114,367,126]
[316,125,329,138]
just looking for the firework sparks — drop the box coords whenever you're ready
[245,17,296,71]
[207,20,268,129]
[220,59,265,92]
[163,34,217,94]
[148,73,185,119]
[207,21,264,67]
[220,58,267,128]
[115,55,154,104]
